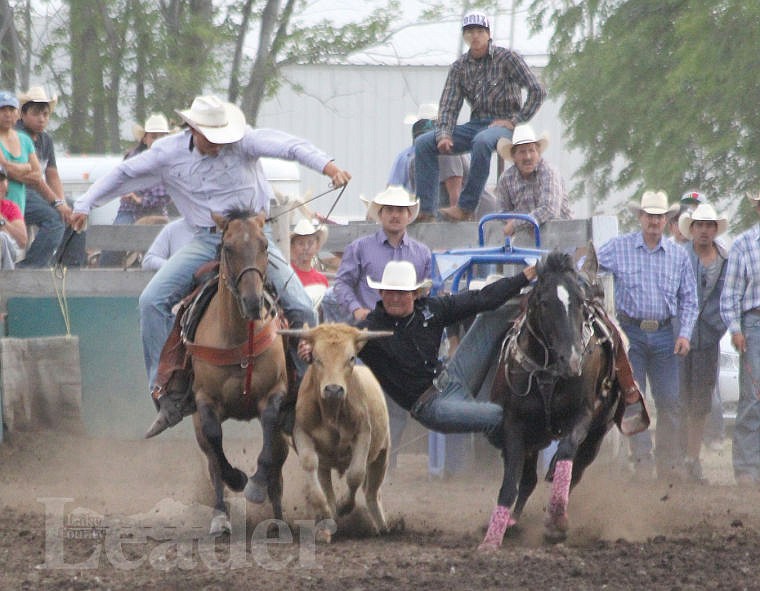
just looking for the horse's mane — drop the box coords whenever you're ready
[223,208,257,222]
[541,251,576,276]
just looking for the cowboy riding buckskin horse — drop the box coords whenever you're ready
[479,245,650,549]
[155,209,291,534]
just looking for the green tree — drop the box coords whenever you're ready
[522,0,760,232]
[0,0,23,89]
[225,0,402,125]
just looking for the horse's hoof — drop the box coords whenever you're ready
[209,511,231,535]
[244,475,268,504]
[544,517,569,544]
[315,528,332,544]
[543,528,567,544]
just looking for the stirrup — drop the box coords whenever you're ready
[620,401,649,436]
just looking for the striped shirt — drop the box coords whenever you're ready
[597,231,698,339]
[436,46,546,142]
[495,159,572,228]
[720,224,760,334]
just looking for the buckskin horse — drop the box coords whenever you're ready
[480,245,622,549]
[185,209,289,535]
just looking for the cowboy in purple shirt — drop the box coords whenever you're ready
[329,186,432,323]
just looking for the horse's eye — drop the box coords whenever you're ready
[313,357,323,367]
[348,355,356,366]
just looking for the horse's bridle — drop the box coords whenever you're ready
[503,294,596,398]
[219,235,270,321]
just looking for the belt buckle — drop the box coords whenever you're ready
[639,319,659,332]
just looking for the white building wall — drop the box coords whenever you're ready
[258,64,589,221]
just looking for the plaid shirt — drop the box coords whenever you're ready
[597,231,698,340]
[495,159,571,228]
[721,224,760,334]
[436,46,546,142]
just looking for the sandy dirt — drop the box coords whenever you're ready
[1,426,759,591]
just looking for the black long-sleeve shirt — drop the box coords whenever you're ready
[358,272,529,410]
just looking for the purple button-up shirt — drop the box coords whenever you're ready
[333,229,432,314]
[74,127,332,227]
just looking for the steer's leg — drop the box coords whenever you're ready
[337,429,371,518]
[293,425,334,543]
[364,447,389,534]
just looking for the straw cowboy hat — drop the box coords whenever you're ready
[289,218,329,248]
[678,203,728,240]
[175,95,246,144]
[362,185,420,223]
[496,124,549,161]
[132,113,171,141]
[17,86,57,113]
[367,260,432,292]
[627,190,680,216]
[403,102,438,125]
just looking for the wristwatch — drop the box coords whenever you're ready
[52,199,66,209]
[0,218,6,227]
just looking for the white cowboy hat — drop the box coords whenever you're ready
[496,124,549,161]
[362,185,420,223]
[290,218,328,248]
[175,95,246,144]
[17,86,58,113]
[627,190,680,216]
[403,102,439,125]
[132,113,171,141]
[678,203,729,239]
[367,260,430,292]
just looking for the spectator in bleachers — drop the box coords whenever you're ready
[0,164,28,268]
[14,86,72,268]
[494,124,572,245]
[99,114,172,267]
[420,12,545,222]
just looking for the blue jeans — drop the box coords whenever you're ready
[733,313,760,481]
[414,120,513,215]
[138,227,316,389]
[411,306,510,434]
[623,323,682,472]
[17,192,65,268]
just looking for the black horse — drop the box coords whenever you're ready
[480,245,622,549]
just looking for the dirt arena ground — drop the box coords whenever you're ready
[1,426,759,591]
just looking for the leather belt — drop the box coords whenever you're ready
[195,226,218,234]
[617,312,672,332]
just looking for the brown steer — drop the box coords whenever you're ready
[280,323,392,543]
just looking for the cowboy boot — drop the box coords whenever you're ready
[439,205,475,222]
[144,371,196,438]
[615,347,650,436]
